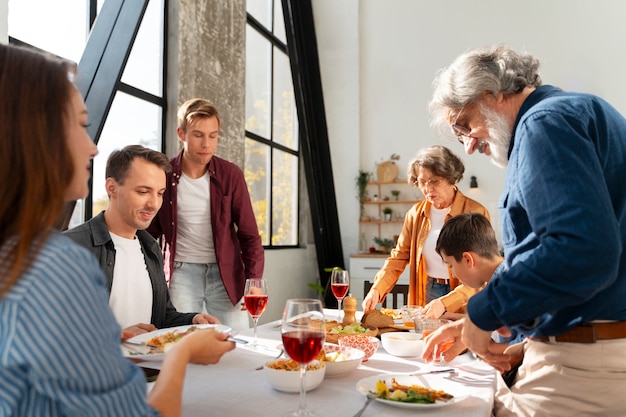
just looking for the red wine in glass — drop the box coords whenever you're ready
[331,284,349,300]
[282,330,324,364]
[244,294,268,318]
[244,278,268,348]
[330,269,350,322]
[281,299,325,417]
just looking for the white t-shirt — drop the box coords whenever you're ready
[175,171,216,263]
[423,205,450,279]
[108,232,153,328]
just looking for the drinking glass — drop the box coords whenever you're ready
[330,269,350,322]
[419,318,453,363]
[281,299,325,417]
[244,278,268,349]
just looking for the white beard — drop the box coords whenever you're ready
[479,104,512,169]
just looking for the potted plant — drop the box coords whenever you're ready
[391,190,400,201]
[382,206,393,221]
[356,170,372,219]
[373,236,395,253]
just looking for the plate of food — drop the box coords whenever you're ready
[356,373,470,409]
[122,324,232,361]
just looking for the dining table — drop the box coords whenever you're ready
[141,309,496,417]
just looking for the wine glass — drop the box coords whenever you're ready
[244,278,268,349]
[281,299,325,417]
[330,269,350,322]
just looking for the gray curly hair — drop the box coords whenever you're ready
[429,44,542,139]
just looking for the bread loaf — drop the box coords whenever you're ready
[361,310,394,328]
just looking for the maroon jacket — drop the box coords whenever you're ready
[148,150,264,305]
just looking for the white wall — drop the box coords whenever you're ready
[314,0,626,261]
[1,0,7,43]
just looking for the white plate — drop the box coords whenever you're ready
[122,324,232,361]
[356,373,470,409]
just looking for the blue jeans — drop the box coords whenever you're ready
[169,262,250,331]
[425,279,450,304]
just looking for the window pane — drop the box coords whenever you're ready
[121,0,164,96]
[91,92,162,215]
[8,0,88,63]
[273,0,286,43]
[245,138,270,245]
[245,27,272,138]
[272,150,298,245]
[246,0,271,29]
[273,49,298,151]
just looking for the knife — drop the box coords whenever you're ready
[409,368,454,376]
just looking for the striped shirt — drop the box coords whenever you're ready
[0,232,160,416]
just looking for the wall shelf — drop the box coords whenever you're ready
[359,180,421,251]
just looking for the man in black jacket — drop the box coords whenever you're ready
[65,145,220,337]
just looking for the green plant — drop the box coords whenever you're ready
[382,207,393,215]
[373,236,394,248]
[390,190,400,200]
[356,170,372,217]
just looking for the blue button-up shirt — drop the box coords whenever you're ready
[468,85,626,337]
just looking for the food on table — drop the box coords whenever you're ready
[323,351,348,362]
[266,358,324,371]
[328,322,368,334]
[361,310,394,328]
[370,378,454,404]
[380,308,402,320]
[146,326,199,351]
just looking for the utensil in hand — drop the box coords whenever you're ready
[330,269,350,322]
[281,299,325,417]
[409,368,454,376]
[244,278,269,349]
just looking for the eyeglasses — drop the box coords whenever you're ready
[451,106,471,144]
[414,178,444,189]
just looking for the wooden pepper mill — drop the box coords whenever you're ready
[342,294,357,326]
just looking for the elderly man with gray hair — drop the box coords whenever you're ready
[422,45,626,416]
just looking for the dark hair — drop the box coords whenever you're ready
[436,213,499,261]
[0,44,76,297]
[177,98,221,132]
[106,145,171,184]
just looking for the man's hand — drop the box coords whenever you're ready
[122,323,157,339]
[193,313,221,325]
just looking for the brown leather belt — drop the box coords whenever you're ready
[530,321,626,343]
[429,277,449,285]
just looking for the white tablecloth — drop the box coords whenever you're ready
[143,311,495,417]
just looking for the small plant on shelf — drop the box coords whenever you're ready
[356,170,372,219]
[390,190,400,200]
[373,236,395,253]
[382,206,393,221]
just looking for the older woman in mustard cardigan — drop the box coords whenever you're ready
[363,145,490,311]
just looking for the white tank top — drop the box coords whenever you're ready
[423,205,450,279]
[175,171,216,263]
[108,232,153,328]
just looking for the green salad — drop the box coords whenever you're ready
[328,323,367,334]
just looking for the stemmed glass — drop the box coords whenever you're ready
[330,269,350,322]
[244,278,268,349]
[281,299,325,417]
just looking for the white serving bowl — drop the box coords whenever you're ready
[322,343,365,377]
[264,359,326,393]
[381,332,424,357]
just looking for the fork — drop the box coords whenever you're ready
[445,372,493,386]
[352,394,375,417]
[255,348,284,370]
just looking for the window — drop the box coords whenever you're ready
[8,0,167,227]
[245,0,299,247]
